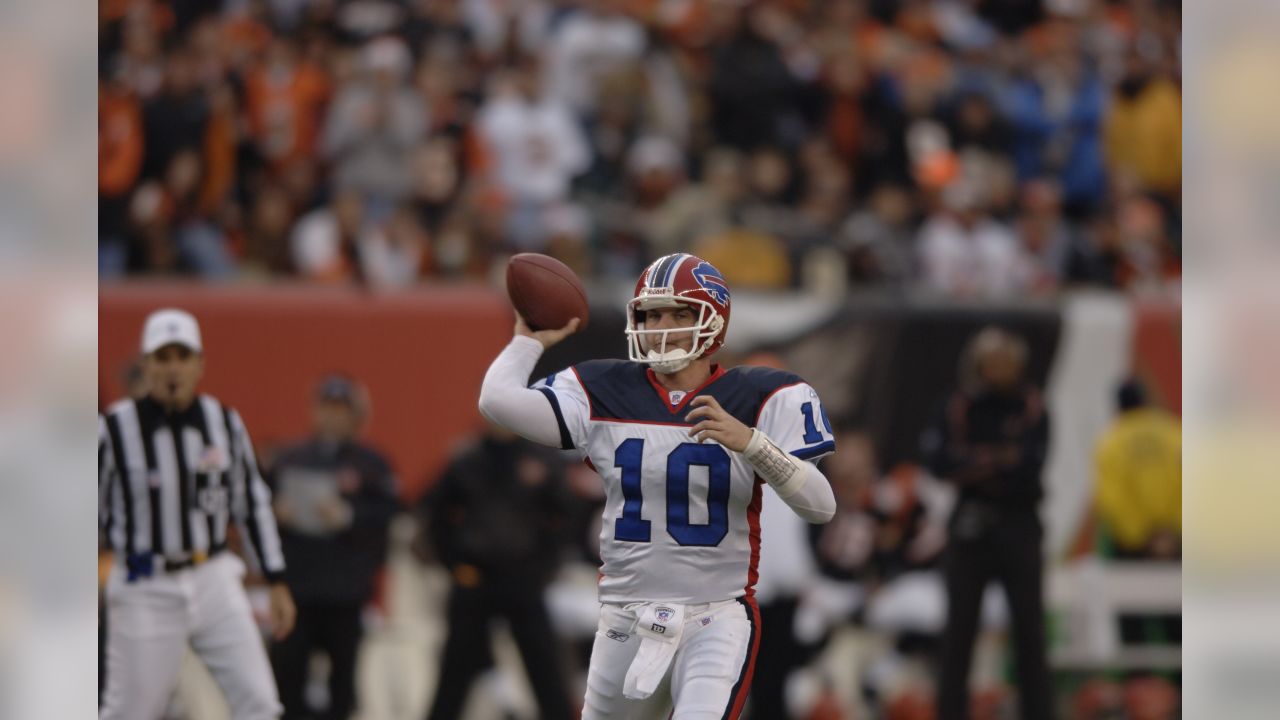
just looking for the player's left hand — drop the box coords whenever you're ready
[685,395,753,452]
[269,583,297,640]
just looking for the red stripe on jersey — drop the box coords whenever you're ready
[752,381,806,426]
[724,596,762,720]
[742,476,764,596]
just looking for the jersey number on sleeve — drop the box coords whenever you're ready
[800,401,833,444]
[613,439,731,547]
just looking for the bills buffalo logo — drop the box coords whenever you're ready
[691,262,730,307]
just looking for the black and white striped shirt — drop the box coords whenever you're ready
[98,394,286,582]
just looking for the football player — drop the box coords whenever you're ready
[478,253,837,719]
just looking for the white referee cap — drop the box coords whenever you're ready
[141,308,203,354]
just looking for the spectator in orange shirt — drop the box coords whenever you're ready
[219,0,273,72]
[100,77,145,198]
[245,37,332,174]
[100,74,145,275]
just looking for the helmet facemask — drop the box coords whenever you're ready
[625,294,725,375]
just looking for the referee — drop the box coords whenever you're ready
[99,308,296,719]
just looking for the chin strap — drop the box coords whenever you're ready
[743,428,809,498]
[645,328,718,374]
[646,348,694,374]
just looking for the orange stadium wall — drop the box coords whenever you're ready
[100,284,514,500]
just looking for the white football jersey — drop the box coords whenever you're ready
[533,360,835,604]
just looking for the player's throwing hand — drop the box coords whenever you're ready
[685,395,752,452]
[515,314,580,349]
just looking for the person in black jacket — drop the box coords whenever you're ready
[418,425,575,720]
[708,4,810,152]
[268,375,401,720]
[921,327,1053,720]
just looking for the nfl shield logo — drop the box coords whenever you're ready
[655,607,675,623]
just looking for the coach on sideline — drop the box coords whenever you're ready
[99,308,296,719]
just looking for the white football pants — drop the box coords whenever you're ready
[100,553,282,719]
[583,597,760,720]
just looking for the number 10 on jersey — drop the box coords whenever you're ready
[613,439,731,547]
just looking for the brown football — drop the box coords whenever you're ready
[505,253,590,332]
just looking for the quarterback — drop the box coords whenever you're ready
[478,253,837,719]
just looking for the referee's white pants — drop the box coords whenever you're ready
[582,597,760,720]
[100,553,282,720]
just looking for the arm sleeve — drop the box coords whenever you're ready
[767,462,836,524]
[478,336,588,450]
[229,410,287,583]
[756,383,838,523]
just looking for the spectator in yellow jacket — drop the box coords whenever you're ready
[1094,379,1182,559]
[1103,56,1182,198]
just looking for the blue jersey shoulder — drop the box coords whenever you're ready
[534,359,629,390]
[721,366,804,395]
[565,361,805,426]
[573,359,639,385]
[570,360,667,423]
[712,366,806,426]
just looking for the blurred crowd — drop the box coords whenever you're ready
[98,0,1181,297]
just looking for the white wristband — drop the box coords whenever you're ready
[743,428,808,498]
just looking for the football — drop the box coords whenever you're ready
[505,253,590,332]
